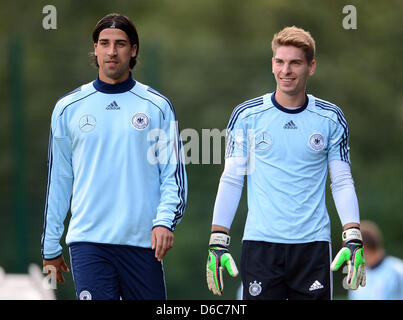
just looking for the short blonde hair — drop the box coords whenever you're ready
[271,26,316,63]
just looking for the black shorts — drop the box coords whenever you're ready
[241,240,332,300]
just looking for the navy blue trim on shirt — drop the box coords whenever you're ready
[147,88,187,230]
[128,91,165,119]
[41,127,54,259]
[315,100,349,163]
[227,96,264,130]
[271,92,308,114]
[56,86,82,104]
[59,91,98,117]
[93,73,136,93]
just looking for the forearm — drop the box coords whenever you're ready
[155,121,187,230]
[42,126,73,259]
[330,162,366,290]
[329,160,360,227]
[211,157,246,231]
[42,179,72,259]
[154,171,187,231]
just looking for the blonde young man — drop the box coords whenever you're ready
[206,26,365,300]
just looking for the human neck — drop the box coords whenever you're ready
[98,70,130,84]
[274,89,306,108]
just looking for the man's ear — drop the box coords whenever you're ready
[131,44,138,58]
[308,59,316,76]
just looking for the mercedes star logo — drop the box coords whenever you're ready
[255,131,272,150]
[79,114,97,133]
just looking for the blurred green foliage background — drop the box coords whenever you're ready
[0,0,402,299]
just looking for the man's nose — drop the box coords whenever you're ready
[282,63,291,74]
[107,44,117,56]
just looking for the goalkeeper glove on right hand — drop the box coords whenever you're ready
[330,227,366,290]
[206,232,239,296]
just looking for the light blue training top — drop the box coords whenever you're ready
[41,74,187,259]
[226,92,350,243]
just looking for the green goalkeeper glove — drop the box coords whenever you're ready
[331,228,366,290]
[206,232,239,296]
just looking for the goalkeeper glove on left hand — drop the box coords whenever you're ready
[330,227,366,290]
[206,232,239,296]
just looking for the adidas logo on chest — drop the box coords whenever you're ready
[106,101,120,110]
[283,120,297,129]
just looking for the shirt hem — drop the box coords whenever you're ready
[67,240,152,249]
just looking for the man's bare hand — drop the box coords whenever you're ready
[151,226,174,261]
[43,255,70,284]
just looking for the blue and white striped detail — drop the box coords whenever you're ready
[225,96,264,158]
[55,86,82,105]
[41,127,54,258]
[147,87,187,230]
[315,99,350,163]
[227,96,264,131]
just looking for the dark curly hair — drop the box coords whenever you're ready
[90,13,139,69]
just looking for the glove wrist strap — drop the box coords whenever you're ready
[342,227,362,242]
[209,232,230,248]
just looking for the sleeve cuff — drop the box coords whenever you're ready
[42,252,62,260]
[152,224,174,232]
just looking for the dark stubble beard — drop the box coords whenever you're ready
[101,60,130,80]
